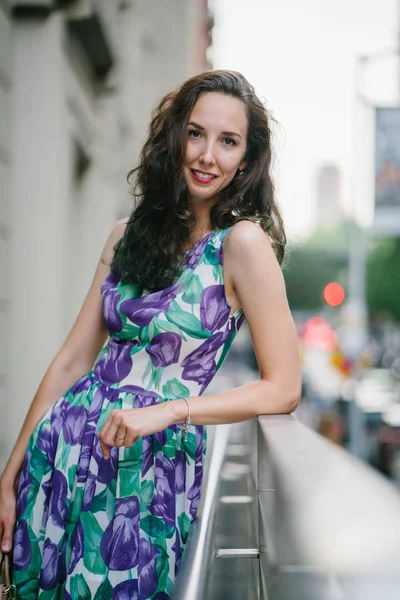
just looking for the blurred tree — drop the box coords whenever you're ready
[366,237,400,322]
[283,221,349,310]
[284,247,347,310]
[284,220,400,321]
[301,220,351,252]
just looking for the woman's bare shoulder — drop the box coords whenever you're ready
[101,217,129,265]
[224,220,268,254]
[111,217,129,239]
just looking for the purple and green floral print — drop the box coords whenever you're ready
[12,227,245,599]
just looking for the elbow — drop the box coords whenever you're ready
[284,391,301,414]
[284,381,302,414]
[282,368,303,413]
[258,378,302,415]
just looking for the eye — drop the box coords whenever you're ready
[188,129,201,139]
[222,137,237,147]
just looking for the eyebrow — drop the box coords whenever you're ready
[187,121,242,140]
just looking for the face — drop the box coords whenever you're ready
[183,92,248,206]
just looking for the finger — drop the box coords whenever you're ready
[105,411,124,446]
[99,411,122,459]
[99,435,111,460]
[99,411,114,442]
[99,422,111,460]
[1,522,14,552]
[123,434,139,448]
[115,426,127,448]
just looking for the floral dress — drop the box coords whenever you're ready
[12,227,245,600]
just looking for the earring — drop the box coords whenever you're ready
[238,170,244,176]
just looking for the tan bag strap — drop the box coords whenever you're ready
[1,552,10,586]
[0,552,16,599]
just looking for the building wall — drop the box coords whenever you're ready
[0,2,12,462]
[6,4,123,469]
[2,0,211,468]
[117,0,211,216]
[62,24,122,328]
[316,164,343,229]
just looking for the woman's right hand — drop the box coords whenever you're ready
[0,484,17,553]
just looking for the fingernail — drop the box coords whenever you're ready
[2,544,10,551]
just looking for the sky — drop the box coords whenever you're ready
[210,0,398,241]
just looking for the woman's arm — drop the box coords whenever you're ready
[171,219,302,423]
[99,220,302,458]
[0,218,127,490]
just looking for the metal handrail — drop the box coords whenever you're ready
[174,412,400,599]
[172,424,231,599]
[257,414,400,599]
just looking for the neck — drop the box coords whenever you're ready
[188,195,219,232]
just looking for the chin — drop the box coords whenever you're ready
[184,182,214,202]
[189,184,220,200]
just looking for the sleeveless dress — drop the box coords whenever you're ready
[12,227,245,600]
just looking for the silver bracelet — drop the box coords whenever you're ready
[180,397,192,441]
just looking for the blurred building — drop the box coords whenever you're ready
[0,0,212,467]
[315,163,343,228]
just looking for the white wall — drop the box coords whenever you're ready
[7,9,122,466]
[0,3,12,463]
[117,0,208,215]
[9,14,72,467]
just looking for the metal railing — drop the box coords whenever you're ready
[173,414,400,600]
[172,423,232,599]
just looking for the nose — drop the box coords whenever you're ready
[199,140,216,167]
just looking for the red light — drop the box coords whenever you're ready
[323,282,345,307]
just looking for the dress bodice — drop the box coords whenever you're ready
[90,227,245,399]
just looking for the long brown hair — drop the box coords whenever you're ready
[111,69,286,293]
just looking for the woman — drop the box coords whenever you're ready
[0,70,301,599]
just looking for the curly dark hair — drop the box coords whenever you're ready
[111,69,286,293]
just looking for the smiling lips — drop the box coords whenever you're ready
[191,169,218,184]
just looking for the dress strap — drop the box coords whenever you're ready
[211,226,234,267]
[218,226,232,242]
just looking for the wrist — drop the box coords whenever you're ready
[169,398,190,425]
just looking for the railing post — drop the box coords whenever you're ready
[257,417,276,600]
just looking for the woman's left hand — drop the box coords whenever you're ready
[99,403,175,460]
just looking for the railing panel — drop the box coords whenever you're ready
[257,414,400,600]
[174,411,400,599]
